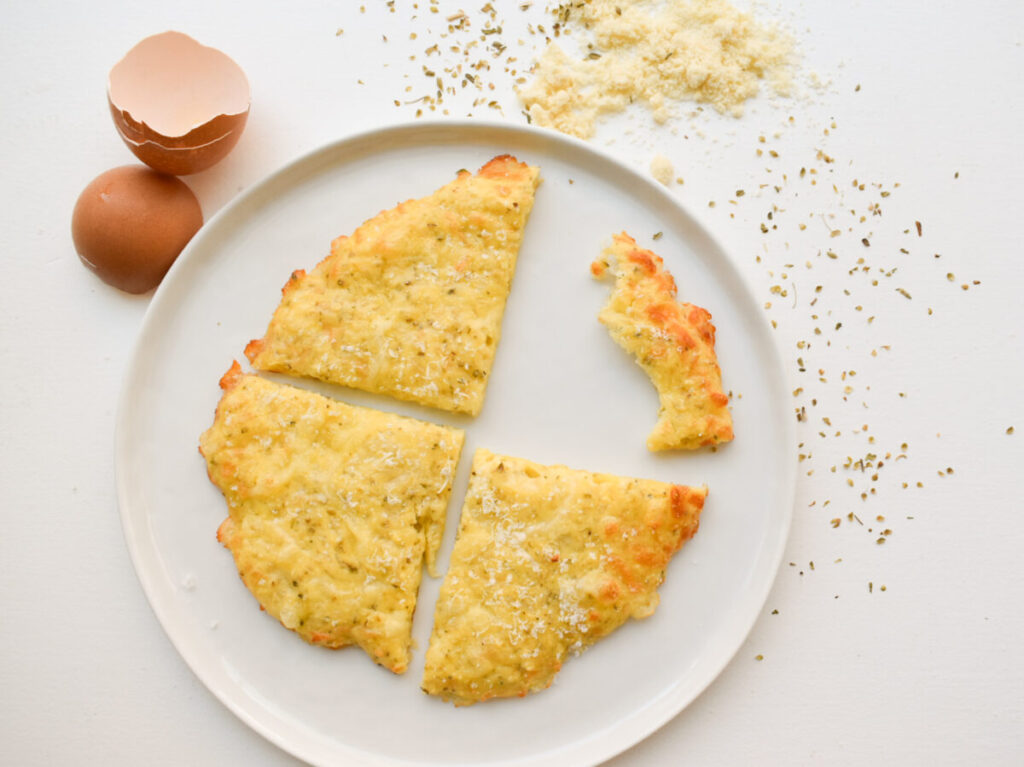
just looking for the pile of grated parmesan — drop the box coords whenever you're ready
[518,0,794,138]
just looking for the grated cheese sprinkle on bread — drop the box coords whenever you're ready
[422,448,705,705]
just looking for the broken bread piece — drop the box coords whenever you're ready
[422,448,706,705]
[199,362,464,674]
[592,232,734,450]
[245,155,541,416]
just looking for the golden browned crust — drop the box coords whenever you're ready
[592,232,734,450]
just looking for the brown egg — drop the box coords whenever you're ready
[72,165,203,294]
[108,31,250,176]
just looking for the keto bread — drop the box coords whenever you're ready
[592,232,734,450]
[199,362,464,673]
[245,155,540,416]
[422,448,706,705]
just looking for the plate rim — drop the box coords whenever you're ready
[115,118,796,767]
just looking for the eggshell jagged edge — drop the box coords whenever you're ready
[108,31,250,175]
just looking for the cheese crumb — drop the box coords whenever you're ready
[650,154,674,186]
[519,0,794,138]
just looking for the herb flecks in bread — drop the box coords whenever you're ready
[245,155,540,416]
[422,448,705,705]
[199,362,464,674]
[592,232,734,450]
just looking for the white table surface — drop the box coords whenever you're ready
[2,1,1022,765]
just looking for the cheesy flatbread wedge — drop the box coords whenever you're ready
[592,232,734,450]
[422,449,706,705]
[199,362,464,674]
[245,155,541,416]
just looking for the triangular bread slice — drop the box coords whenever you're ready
[591,232,734,450]
[245,155,541,416]
[421,448,706,705]
[199,362,464,674]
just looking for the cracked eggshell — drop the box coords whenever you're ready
[108,31,250,176]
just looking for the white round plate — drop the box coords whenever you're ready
[117,121,795,767]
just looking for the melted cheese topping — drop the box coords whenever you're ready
[199,363,464,673]
[245,155,540,416]
[592,232,734,450]
[421,448,705,705]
